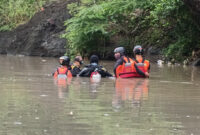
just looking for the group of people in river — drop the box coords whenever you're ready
[52,45,150,79]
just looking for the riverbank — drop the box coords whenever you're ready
[0,0,73,57]
[0,0,200,66]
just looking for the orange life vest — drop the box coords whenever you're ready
[132,58,150,78]
[53,66,72,78]
[116,56,136,78]
[116,57,150,78]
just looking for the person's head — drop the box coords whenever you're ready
[114,47,125,60]
[90,55,99,64]
[59,56,70,66]
[133,45,144,56]
[73,56,83,67]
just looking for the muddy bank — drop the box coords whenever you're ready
[0,0,75,57]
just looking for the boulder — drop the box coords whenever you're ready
[0,0,73,57]
[193,58,200,66]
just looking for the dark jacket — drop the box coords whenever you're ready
[113,57,124,76]
[79,63,113,77]
[71,65,81,77]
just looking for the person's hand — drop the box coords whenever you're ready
[144,72,149,78]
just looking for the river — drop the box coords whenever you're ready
[0,55,200,135]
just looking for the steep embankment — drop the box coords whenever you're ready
[0,0,74,57]
[1,0,200,66]
[183,0,200,65]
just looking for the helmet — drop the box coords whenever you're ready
[114,47,125,56]
[133,45,143,55]
[59,56,70,66]
[90,55,99,64]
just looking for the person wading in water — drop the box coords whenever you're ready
[53,56,72,78]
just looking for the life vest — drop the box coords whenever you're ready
[90,67,101,80]
[116,56,136,78]
[90,71,101,78]
[53,66,72,78]
[90,71,101,83]
[132,58,149,78]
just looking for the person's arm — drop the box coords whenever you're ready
[148,63,150,72]
[53,70,58,77]
[100,67,113,77]
[113,58,123,76]
[52,68,58,77]
[105,71,113,77]
[71,67,81,77]
[78,67,89,77]
[134,64,149,77]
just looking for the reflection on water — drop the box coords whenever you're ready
[0,55,200,135]
[54,75,72,98]
[113,78,149,109]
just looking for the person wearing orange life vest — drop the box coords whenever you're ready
[132,45,150,78]
[114,47,133,78]
[114,47,147,78]
[53,56,72,78]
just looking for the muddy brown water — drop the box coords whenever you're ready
[0,55,200,135]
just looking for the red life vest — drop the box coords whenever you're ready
[53,66,72,78]
[116,56,136,78]
[116,57,150,78]
[132,58,150,78]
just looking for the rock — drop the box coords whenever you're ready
[183,59,189,65]
[171,58,176,64]
[157,60,164,66]
[147,47,162,55]
[192,58,200,66]
[0,0,74,57]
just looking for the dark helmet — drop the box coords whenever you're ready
[133,45,143,55]
[90,55,99,64]
[59,56,70,66]
[114,47,125,56]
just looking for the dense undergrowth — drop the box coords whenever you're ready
[1,0,200,61]
[0,0,51,31]
[63,0,200,61]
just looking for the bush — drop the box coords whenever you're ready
[0,0,50,31]
[63,0,149,56]
[63,0,200,60]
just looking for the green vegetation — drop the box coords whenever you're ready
[63,0,200,61]
[1,0,200,61]
[0,0,50,31]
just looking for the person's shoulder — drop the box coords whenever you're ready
[71,65,79,69]
[116,57,124,63]
[98,65,106,70]
[85,64,91,67]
